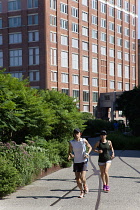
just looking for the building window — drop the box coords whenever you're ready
[132,5,135,14]
[72,74,79,84]
[132,67,135,80]
[51,48,57,65]
[132,54,135,63]
[92,0,97,10]
[60,3,68,14]
[82,0,88,6]
[11,72,22,79]
[71,7,78,18]
[72,38,78,48]
[72,54,78,69]
[104,95,110,100]
[109,49,114,57]
[117,38,122,46]
[92,29,97,39]
[118,82,122,90]
[50,15,57,26]
[0,34,2,45]
[82,41,88,51]
[82,56,88,71]
[0,18,2,28]
[124,14,129,23]
[29,47,39,65]
[61,73,68,83]
[117,0,122,7]
[125,53,129,61]
[29,70,40,81]
[51,71,57,82]
[125,28,129,36]
[82,11,88,22]
[109,7,114,17]
[92,15,97,25]
[117,25,122,34]
[118,64,122,77]
[28,0,38,8]
[83,105,89,112]
[125,83,129,91]
[8,0,21,11]
[92,44,97,53]
[83,91,89,102]
[101,3,106,13]
[62,89,69,95]
[101,46,106,55]
[92,58,98,73]
[92,78,98,87]
[9,16,21,27]
[9,32,22,44]
[73,90,79,100]
[101,18,106,28]
[110,62,114,76]
[101,32,106,42]
[109,22,114,31]
[72,23,78,32]
[83,76,89,85]
[125,65,129,78]
[61,51,68,68]
[125,1,129,11]
[125,40,129,49]
[109,35,114,44]
[82,26,88,36]
[50,31,57,43]
[28,14,38,25]
[117,10,122,20]
[110,81,115,89]
[28,31,39,42]
[0,50,3,67]
[117,51,122,59]
[93,92,98,102]
[50,0,56,10]
[9,49,22,66]
[61,35,68,46]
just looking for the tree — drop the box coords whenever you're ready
[116,86,140,136]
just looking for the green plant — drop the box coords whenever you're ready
[0,157,21,198]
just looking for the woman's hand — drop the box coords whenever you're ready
[98,150,103,154]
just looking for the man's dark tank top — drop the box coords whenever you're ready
[98,140,111,162]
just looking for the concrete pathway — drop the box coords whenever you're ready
[0,138,140,210]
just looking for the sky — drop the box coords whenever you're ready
[138,0,140,39]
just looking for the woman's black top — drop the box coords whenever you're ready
[98,140,111,163]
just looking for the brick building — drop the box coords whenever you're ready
[0,0,138,120]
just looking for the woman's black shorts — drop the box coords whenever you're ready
[73,162,87,172]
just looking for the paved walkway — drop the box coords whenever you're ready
[0,138,140,210]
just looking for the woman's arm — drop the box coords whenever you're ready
[68,142,74,160]
[93,141,103,154]
[109,140,115,159]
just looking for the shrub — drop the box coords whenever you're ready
[0,157,21,198]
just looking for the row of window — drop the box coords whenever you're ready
[0,47,135,72]
[0,47,39,67]
[51,33,135,51]
[0,14,38,28]
[0,31,39,45]
[50,0,136,15]
[50,49,136,70]
[50,16,136,32]
[0,0,38,12]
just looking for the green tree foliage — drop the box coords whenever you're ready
[116,87,140,136]
[0,71,85,143]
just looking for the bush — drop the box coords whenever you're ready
[0,157,21,198]
[107,131,140,150]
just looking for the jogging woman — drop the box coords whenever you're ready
[68,128,92,198]
[93,130,115,191]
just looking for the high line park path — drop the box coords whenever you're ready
[0,137,140,210]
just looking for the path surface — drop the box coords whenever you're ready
[0,138,140,210]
